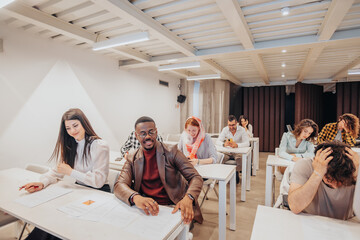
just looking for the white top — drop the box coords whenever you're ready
[216,125,250,148]
[278,132,315,161]
[40,139,110,188]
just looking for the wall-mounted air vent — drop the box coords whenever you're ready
[159,80,169,87]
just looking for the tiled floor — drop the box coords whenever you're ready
[0,152,277,240]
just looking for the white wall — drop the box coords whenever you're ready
[0,23,180,170]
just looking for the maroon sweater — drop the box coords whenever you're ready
[140,148,173,205]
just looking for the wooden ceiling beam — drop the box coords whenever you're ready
[3,1,150,62]
[297,0,354,81]
[215,0,269,84]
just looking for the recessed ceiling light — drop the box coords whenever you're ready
[281,74,285,78]
[281,49,287,53]
[158,61,201,71]
[281,63,286,67]
[281,7,290,16]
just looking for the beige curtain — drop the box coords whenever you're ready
[180,79,230,134]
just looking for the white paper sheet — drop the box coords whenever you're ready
[98,199,141,227]
[15,186,72,208]
[57,193,111,217]
[125,206,182,240]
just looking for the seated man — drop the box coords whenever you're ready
[114,116,203,225]
[216,115,250,183]
[317,113,359,147]
[120,130,163,157]
[288,142,359,220]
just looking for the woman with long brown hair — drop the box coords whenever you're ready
[22,108,110,192]
[279,119,318,162]
[22,108,110,240]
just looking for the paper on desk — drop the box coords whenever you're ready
[125,206,182,240]
[99,199,141,227]
[301,217,355,240]
[15,186,72,208]
[57,193,110,217]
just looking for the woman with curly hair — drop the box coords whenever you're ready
[279,119,319,162]
[317,113,359,146]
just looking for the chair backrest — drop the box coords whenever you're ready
[211,137,218,146]
[216,152,225,164]
[108,169,120,193]
[275,147,280,156]
[286,125,293,132]
[25,163,50,174]
[166,133,181,142]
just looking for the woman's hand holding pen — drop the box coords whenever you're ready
[57,163,73,176]
[19,182,44,193]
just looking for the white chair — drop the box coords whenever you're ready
[0,211,18,235]
[199,152,225,208]
[211,137,217,146]
[108,169,120,193]
[25,163,50,174]
[274,164,294,209]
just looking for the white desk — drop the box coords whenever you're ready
[265,155,294,206]
[195,164,236,240]
[249,137,260,176]
[0,168,186,240]
[216,146,252,201]
[251,205,360,240]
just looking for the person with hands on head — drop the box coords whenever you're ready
[114,116,203,226]
[22,108,110,240]
[288,141,359,220]
[317,113,359,146]
[178,116,217,166]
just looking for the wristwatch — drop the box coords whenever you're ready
[187,193,195,202]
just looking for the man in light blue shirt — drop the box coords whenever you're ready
[216,115,250,183]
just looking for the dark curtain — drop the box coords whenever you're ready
[231,86,286,152]
[336,82,360,118]
[294,82,324,128]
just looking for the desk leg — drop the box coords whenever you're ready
[246,152,251,191]
[219,180,226,240]
[265,164,273,206]
[255,141,259,171]
[229,172,236,231]
[241,154,247,202]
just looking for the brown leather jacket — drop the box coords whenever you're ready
[114,141,204,223]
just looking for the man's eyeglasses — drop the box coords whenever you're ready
[137,129,157,138]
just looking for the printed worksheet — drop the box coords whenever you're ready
[57,193,111,217]
[15,186,72,208]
